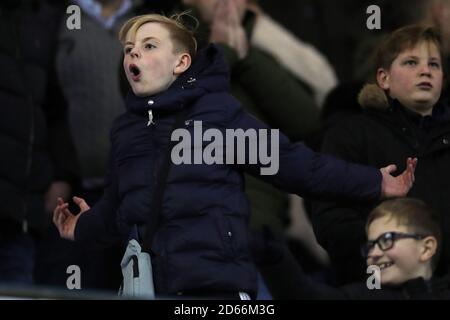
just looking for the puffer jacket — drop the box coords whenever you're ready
[75,45,382,296]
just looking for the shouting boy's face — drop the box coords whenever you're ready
[377,41,443,116]
[366,215,434,286]
[123,22,190,97]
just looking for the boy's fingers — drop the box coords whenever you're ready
[73,196,90,211]
[53,204,64,224]
[52,207,58,225]
[57,209,66,228]
[54,210,63,229]
[63,207,72,217]
[384,164,397,174]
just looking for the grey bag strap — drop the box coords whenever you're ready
[141,108,188,253]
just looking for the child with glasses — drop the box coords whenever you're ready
[254,197,450,299]
[363,198,440,287]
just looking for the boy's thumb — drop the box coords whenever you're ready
[73,196,90,211]
[384,164,397,175]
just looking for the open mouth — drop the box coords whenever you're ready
[417,82,432,89]
[129,64,141,80]
[377,262,394,270]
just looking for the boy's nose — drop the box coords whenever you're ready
[130,48,140,58]
[419,63,432,76]
[367,244,383,263]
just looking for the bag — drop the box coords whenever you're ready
[118,109,187,299]
[118,239,155,299]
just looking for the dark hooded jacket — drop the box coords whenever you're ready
[0,0,79,234]
[75,45,382,296]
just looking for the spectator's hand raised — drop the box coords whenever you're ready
[45,181,71,213]
[210,0,248,59]
[53,196,90,241]
[380,157,417,199]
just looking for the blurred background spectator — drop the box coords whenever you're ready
[0,0,79,285]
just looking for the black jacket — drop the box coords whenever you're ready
[0,1,79,233]
[312,84,450,284]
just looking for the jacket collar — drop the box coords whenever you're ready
[125,43,230,115]
[392,98,450,130]
[358,83,450,130]
[400,276,450,298]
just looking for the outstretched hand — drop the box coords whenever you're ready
[53,196,90,241]
[380,157,417,199]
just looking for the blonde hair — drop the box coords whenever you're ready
[119,12,198,60]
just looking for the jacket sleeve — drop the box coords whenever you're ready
[251,14,338,107]
[253,234,348,299]
[43,42,81,186]
[74,154,120,243]
[219,44,321,142]
[311,119,371,283]
[226,107,381,202]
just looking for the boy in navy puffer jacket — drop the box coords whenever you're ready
[53,13,416,298]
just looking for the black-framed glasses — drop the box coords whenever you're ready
[361,231,427,257]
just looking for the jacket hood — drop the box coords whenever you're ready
[357,83,389,110]
[125,44,230,115]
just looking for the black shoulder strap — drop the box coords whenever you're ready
[141,109,188,252]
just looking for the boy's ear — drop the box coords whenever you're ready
[174,53,192,76]
[420,236,438,263]
[376,68,390,90]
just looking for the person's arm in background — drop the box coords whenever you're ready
[310,117,372,284]
[210,0,321,142]
[251,229,347,299]
[228,46,321,141]
[43,15,80,213]
[249,7,338,107]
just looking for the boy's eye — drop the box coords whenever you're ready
[124,47,132,54]
[430,62,441,69]
[379,237,393,249]
[404,60,417,66]
[145,43,156,50]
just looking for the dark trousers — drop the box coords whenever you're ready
[0,227,35,285]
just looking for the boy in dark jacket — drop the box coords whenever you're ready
[52,13,415,298]
[312,24,450,285]
[257,197,450,299]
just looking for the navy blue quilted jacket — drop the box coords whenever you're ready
[75,44,381,295]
